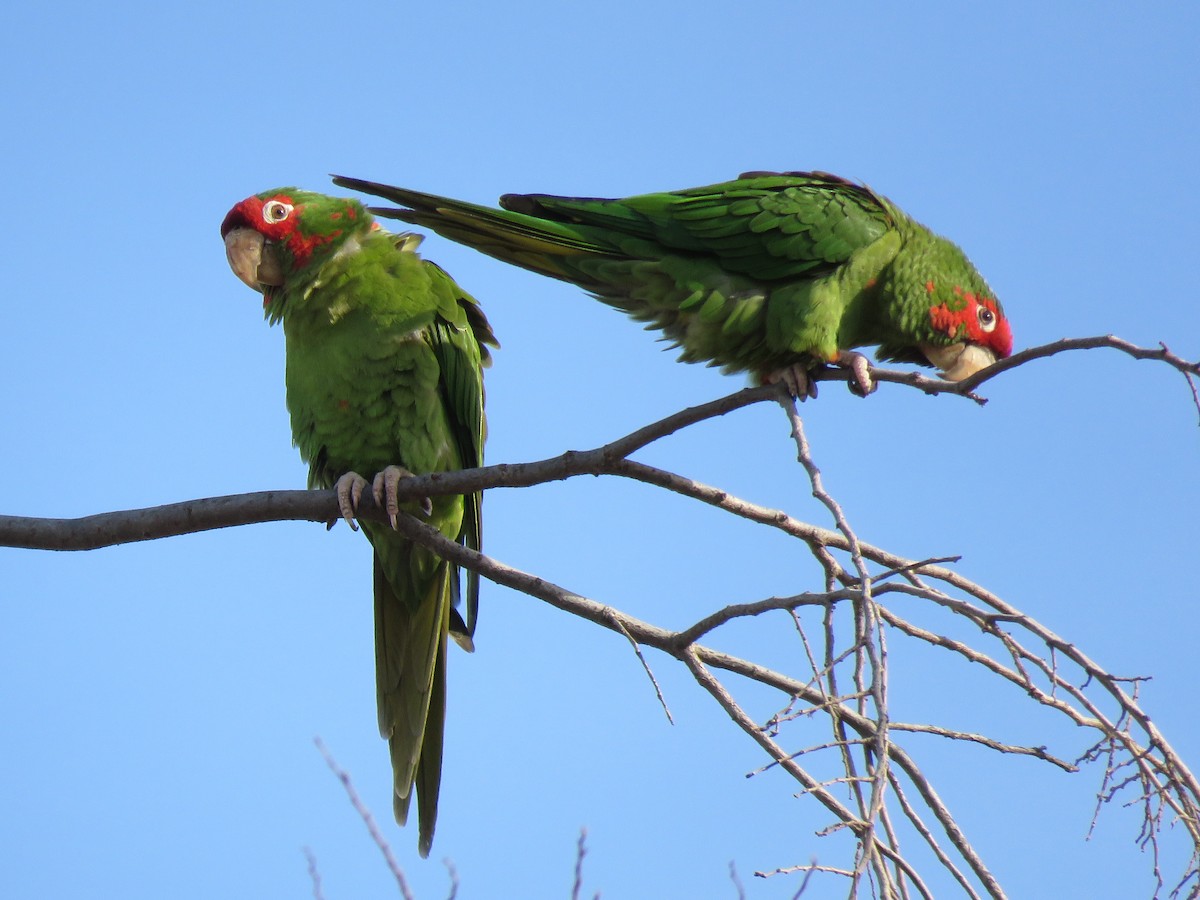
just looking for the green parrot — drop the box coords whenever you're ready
[332,170,1011,397]
[220,188,497,857]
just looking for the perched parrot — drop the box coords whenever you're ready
[332,170,1011,397]
[220,188,497,857]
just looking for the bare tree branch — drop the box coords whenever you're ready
[2,336,1196,554]
[4,334,1199,898]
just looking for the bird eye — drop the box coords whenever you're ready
[262,200,293,224]
[977,305,997,333]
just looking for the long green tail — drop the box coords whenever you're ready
[371,550,450,858]
[332,176,617,286]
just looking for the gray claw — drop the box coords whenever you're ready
[766,363,815,401]
[333,472,369,531]
[372,465,432,530]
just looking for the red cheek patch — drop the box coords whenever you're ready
[929,301,966,339]
[284,223,340,269]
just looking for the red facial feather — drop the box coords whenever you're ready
[220,194,343,272]
[983,298,1013,357]
[928,291,1013,359]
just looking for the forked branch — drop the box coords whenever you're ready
[2,335,1197,898]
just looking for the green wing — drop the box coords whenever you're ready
[499,171,894,281]
[362,254,494,857]
[425,259,494,642]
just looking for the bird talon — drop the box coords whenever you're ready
[836,351,875,397]
[334,472,369,531]
[373,465,432,529]
[764,364,815,400]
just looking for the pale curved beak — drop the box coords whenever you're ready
[224,228,284,291]
[920,342,998,381]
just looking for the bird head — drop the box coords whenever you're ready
[220,189,373,319]
[917,285,1012,380]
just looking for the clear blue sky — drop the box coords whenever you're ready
[2,2,1197,897]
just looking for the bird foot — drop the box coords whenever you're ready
[333,471,370,531]
[835,351,875,397]
[373,465,434,530]
[764,363,817,401]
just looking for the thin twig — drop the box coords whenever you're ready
[889,723,1076,772]
[572,828,588,900]
[779,390,894,891]
[314,737,415,900]
[302,847,326,900]
[730,860,747,900]
[605,608,674,724]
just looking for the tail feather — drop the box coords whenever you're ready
[414,631,448,857]
[391,622,448,860]
[332,175,619,285]
[372,552,451,856]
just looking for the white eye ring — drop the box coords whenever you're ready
[977,305,997,333]
[262,200,293,224]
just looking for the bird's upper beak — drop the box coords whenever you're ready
[919,342,997,381]
[224,228,284,291]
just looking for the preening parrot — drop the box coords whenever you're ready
[332,170,1011,397]
[221,189,497,856]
